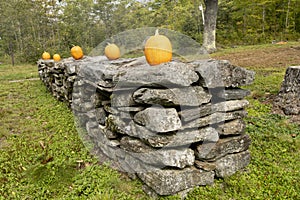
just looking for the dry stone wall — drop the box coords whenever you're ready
[37,56,255,197]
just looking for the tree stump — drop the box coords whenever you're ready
[275,66,300,115]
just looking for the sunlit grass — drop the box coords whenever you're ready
[212,41,299,57]
[0,64,38,81]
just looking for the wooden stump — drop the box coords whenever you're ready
[275,66,300,115]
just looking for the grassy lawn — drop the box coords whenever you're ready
[1,43,299,199]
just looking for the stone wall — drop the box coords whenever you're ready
[37,56,255,197]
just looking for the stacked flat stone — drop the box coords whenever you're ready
[37,56,106,105]
[274,66,300,115]
[37,56,255,197]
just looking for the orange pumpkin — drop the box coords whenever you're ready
[104,43,120,60]
[71,46,84,60]
[42,52,51,60]
[144,29,172,66]
[53,54,61,62]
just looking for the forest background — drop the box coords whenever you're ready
[0,0,299,64]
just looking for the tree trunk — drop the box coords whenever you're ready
[285,0,291,31]
[275,66,300,115]
[203,0,218,53]
[9,41,15,66]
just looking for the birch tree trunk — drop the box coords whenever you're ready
[203,0,218,53]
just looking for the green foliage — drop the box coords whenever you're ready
[217,0,300,46]
[1,0,299,64]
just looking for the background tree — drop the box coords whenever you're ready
[203,0,218,53]
[0,0,299,64]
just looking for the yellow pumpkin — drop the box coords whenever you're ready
[53,54,61,62]
[104,43,120,60]
[71,46,84,60]
[42,52,51,60]
[144,29,172,66]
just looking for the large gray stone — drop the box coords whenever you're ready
[164,127,219,148]
[195,134,251,161]
[125,122,218,148]
[182,110,248,129]
[192,59,255,88]
[106,114,129,135]
[217,119,246,135]
[133,86,211,106]
[134,107,182,132]
[137,167,215,196]
[77,63,119,88]
[179,100,249,122]
[128,122,174,147]
[114,62,199,88]
[126,145,195,169]
[215,150,251,178]
[120,136,153,153]
[110,90,137,107]
[217,88,251,100]
[194,160,216,171]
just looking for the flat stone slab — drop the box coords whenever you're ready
[179,99,249,122]
[120,137,195,169]
[192,59,255,88]
[215,150,251,177]
[137,167,215,196]
[115,62,199,88]
[134,107,182,132]
[195,134,251,161]
[217,119,246,135]
[217,88,251,100]
[182,110,248,129]
[133,86,211,106]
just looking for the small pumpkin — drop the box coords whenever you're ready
[104,43,120,60]
[71,46,84,60]
[53,54,61,62]
[42,52,51,60]
[144,29,172,66]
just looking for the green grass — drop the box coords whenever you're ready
[212,41,299,57]
[0,64,147,200]
[0,48,300,200]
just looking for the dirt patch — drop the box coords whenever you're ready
[213,43,300,69]
[213,42,300,124]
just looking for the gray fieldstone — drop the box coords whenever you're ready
[215,150,251,177]
[217,119,246,135]
[217,88,251,100]
[179,99,249,122]
[133,107,182,132]
[192,59,255,88]
[182,110,248,129]
[137,167,215,196]
[114,62,199,88]
[133,86,211,106]
[195,134,251,161]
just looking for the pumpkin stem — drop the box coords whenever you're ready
[155,29,159,36]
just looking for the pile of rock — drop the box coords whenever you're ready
[274,66,300,115]
[38,56,255,197]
